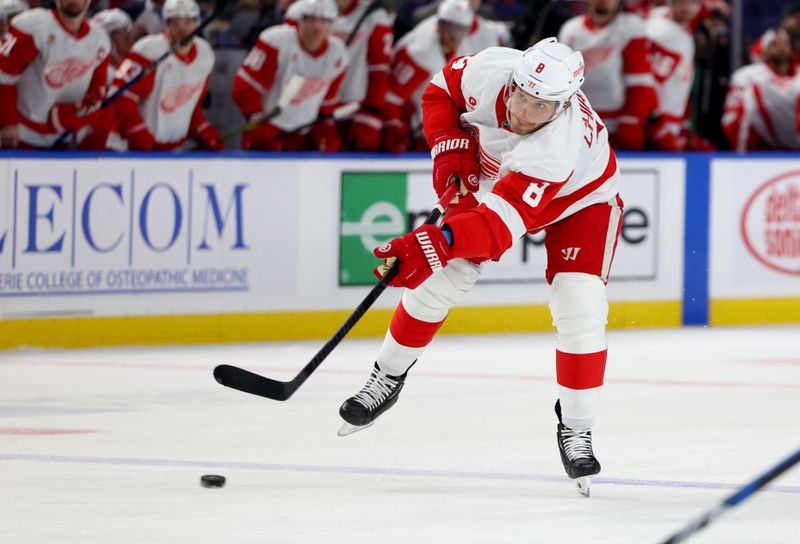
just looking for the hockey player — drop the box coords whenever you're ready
[232,0,348,151]
[0,0,27,40]
[723,28,800,151]
[645,0,700,151]
[105,0,221,151]
[457,0,509,55]
[558,0,657,150]
[92,9,134,71]
[0,0,110,149]
[339,38,622,497]
[331,0,393,151]
[383,0,473,153]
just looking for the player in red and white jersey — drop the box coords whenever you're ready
[456,0,509,55]
[0,0,28,40]
[339,39,622,497]
[233,0,348,151]
[331,0,393,151]
[723,28,800,151]
[383,0,473,153]
[103,0,220,151]
[645,0,699,151]
[0,0,110,149]
[558,0,657,150]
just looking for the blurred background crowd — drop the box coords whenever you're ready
[0,0,798,153]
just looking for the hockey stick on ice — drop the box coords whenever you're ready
[213,182,460,401]
[218,74,306,141]
[658,446,800,544]
[51,0,230,148]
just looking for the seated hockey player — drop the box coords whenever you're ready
[339,38,622,497]
[383,0,473,153]
[232,0,349,152]
[104,0,222,151]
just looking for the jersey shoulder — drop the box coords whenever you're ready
[616,12,647,36]
[730,63,769,86]
[257,23,297,48]
[9,8,52,35]
[558,15,585,40]
[132,33,169,59]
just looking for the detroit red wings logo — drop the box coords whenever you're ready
[581,45,616,70]
[44,57,96,89]
[159,82,204,113]
[289,77,329,106]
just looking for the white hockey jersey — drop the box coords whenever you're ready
[428,47,619,240]
[0,8,110,147]
[331,0,393,108]
[457,15,509,56]
[558,11,656,131]
[112,33,214,147]
[722,62,800,151]
[646,11,695,145]
[232,24,349,131]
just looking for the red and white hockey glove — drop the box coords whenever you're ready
[429,129,480,209]
[611,118,646,150]
[194,122,223,151]
[48,102,99,133]
[373,225,452,289]
[310,119,342,153]
[349,107,383,151]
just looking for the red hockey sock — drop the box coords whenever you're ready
[555,350,607,390]
[389,302,446,348]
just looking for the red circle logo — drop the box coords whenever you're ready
[740,170,800,275]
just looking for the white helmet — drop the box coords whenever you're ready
[298,0,338,20]
[163,0,200,20]
[511,37,585,117]
[0,0,28,19]
[92,8,133,34]
[437,0,473,28]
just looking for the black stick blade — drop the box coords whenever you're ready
[213,365,294,401]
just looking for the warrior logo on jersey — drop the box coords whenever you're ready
[160,81,204,113]
[44,57,96,89]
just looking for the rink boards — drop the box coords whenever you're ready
[0,151,798,348]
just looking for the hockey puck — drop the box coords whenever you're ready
[200,474,226,488]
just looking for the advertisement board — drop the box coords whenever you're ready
[709,159,800,323]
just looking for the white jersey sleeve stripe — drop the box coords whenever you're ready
[430,70,448,93]
[624,73,655,87]
[237,69,269,96]
[481,193,527,241]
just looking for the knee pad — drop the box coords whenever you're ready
[549,272,608,353]
[401,258,482,322]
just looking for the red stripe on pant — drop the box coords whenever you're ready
[556,350,607,390]
[389,302,445,348]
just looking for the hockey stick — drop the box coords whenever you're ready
[218,74,306,141]
[658,446,800,544]
[51,0,230,148]
[213,183,460,401]
[279,101,360,137]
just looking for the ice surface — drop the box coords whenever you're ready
[1,326,799,543]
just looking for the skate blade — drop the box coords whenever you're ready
[337,421,375,437]
[575,476,591,497]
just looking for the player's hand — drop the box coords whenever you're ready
[373,225,452,289]
[311,119,342,153]
[349,107,382,151]
[127,126,155,151]
[382,120,409,154]
[611,119,646,150]
[196,123,223,151]
[0,124,20,148]
[429,129,480,207]
[241,122,281,151]
[48,103,98,132]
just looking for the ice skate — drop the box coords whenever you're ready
[338,363,409,437]
[555,400,601,497]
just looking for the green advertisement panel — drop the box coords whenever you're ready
[339,172,408,285]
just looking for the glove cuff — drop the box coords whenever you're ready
[429,129,476,160]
